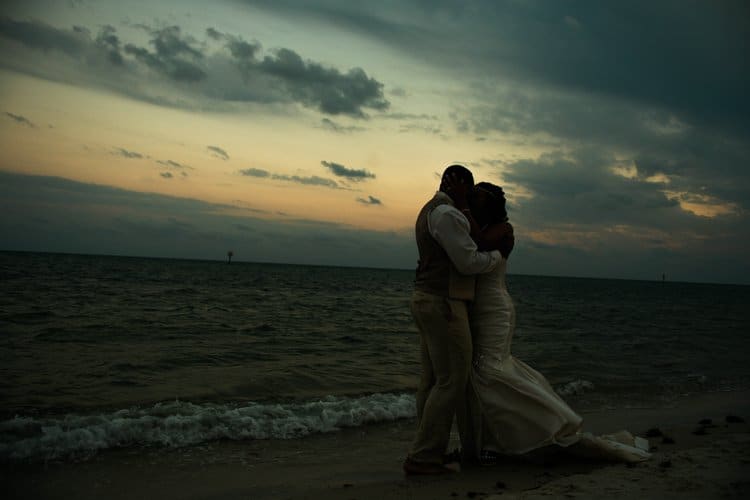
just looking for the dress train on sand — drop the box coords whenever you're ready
[468,260,650,463]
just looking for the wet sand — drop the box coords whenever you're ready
[3,389,749,499]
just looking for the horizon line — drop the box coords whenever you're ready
[2,249,747,287]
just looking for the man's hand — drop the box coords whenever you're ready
[442,172,471,210]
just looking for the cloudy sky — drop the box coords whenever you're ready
[1,0,748,284]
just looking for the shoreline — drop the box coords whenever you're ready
[3,389,749,499]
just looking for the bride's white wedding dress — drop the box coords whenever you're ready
[469,259,650,462]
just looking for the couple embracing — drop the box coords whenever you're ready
[404,165,650,475]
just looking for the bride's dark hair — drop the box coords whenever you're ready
[475,182,508,223]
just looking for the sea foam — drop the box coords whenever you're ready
[555,379,595,396]
[0,392,416,462]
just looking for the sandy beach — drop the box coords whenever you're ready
[3,389,749,499]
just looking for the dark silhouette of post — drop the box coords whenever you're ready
[227,250,233,264]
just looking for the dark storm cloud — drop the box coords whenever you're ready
[205,27,260,57]
[456,88,692,153]
[499,148,681,228]
[490,146,747,282]
[241,0,749,136]
[112,147,144,159]
[95,24,123,65]
[239,1,750,219]
[145,25,203,60]
[463,87,750,213]
[156,159,191,170]
[376,111,441,135]
[272,174,338,188]
[123,25,206,82]
[0,171,230,212]
[0,16,89,55]
[207,145,230,160]
[4,112,35,127]
[239,168,340,189]
[208,26,389,116]
[254,47,388,116]
[487,147,750,283]
[0,171,414,269]
[320,118,365,133]
[0,18,388,117]
[321,161,375,181]
[379,112,437,121]
[356,195,382,206]
[0,18,136,78]
[238,167,270,178]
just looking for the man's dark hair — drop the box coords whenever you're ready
[440,164,474,191]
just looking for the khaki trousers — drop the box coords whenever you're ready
[408,290,475,464]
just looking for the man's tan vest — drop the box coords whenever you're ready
[414,193,476,301]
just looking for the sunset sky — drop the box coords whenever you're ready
[1,0,748,284]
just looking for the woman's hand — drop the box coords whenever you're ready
[498,223,514,259]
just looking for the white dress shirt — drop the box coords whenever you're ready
[427,192,501,275]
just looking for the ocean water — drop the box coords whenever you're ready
[1,251,748,462]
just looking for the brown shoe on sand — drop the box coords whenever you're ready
[403,458,456,475]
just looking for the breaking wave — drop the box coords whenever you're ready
[0,392,416,462]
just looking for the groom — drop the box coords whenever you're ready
[403,164,502,475]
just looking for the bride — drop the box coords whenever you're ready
[465,182,650,465]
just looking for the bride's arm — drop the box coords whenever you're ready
[478,222,514,259]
